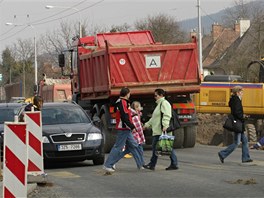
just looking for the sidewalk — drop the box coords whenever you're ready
[0,181,37,196]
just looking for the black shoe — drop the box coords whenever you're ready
[143,164,155,170]
[165,165,179,170]
[242,159,253,163]
[218,152,224,163]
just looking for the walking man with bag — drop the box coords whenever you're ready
[143,89,179,171]
[218,86,253,163]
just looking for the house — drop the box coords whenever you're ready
[202,19,250,76]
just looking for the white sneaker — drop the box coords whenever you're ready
[103,166,115,172]
[112,164,116,170]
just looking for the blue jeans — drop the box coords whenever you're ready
[147,135,178,168]
[122,144,145,165]
[219,132,251,162]
[104,130,144,169]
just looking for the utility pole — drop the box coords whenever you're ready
[197,0,203,78]
[0,73,2,101]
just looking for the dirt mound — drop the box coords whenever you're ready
[197,113,225,146]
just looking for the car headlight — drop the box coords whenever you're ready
[42,136,50,143]
[87,133,103,140]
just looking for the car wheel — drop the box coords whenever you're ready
[93,154,105,165]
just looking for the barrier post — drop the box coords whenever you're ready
[3,118,28,198]
[24,110,46,183]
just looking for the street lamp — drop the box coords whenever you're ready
[45,5,82,38]
[5,22,38,95]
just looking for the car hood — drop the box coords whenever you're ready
[42,123,100,135]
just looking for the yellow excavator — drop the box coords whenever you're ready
[194,59,264,145]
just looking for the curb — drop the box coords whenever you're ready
[0,182,38,196]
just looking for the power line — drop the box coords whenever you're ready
[0,26,28,41]
[29,0,88,24]
[32,0,105,26]
[200,6,218,23]
[0,0,104,42]
[0,26,15,37]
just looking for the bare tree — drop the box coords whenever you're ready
[134,13,187,44]
[110,23,131,33]
[222,0,251,27]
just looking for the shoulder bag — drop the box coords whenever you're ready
[223,114,243,133]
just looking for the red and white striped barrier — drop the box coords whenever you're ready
[3,119,28,198]
[24,111,44,175]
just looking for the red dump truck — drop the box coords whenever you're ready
[59,30,201,152]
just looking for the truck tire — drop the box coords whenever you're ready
[223,129,233,146]
[101,114,115,153]
[173,128,184,149]
[245,124,257,142]
[256,119,264,140]
[183,126,197,148]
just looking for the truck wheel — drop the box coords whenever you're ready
[101,114,115,153]
[222,129,233,146]
[256,119,264,140]
[93,154,105,165]
[173,128,184,148]
[245,124,257,142]
[183,126,197,148]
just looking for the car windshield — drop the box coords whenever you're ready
[42,106,91,125]
[0,107,20,124]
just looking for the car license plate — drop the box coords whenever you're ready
[58,144,82,151]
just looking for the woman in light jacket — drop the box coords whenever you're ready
[143,88,179,171]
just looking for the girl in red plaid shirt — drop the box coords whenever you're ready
[118,101,145,166]
[130,101,145,159]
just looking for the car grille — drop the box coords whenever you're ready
[50,133,86,143]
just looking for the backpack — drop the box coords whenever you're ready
[160,101,181,132]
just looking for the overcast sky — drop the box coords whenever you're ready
[0,0,251,54]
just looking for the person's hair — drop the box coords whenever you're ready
[33,96,43,108]
[231,86,243,95]
[154,88,166,96]
[120,87,130,97]
[131,101,141,110]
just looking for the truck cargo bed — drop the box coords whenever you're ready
[78,31,200,99]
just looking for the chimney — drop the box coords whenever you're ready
[190,29,197,39]
[234,20,240,32]
[212,22,223,41]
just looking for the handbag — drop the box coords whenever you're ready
[160,101,181,132]
[223,114,243,133]
[156,132,175,155]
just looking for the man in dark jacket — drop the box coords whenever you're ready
[218,86,253,163]
[103,87,144,172]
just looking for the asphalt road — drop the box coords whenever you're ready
[28,144,264,198]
